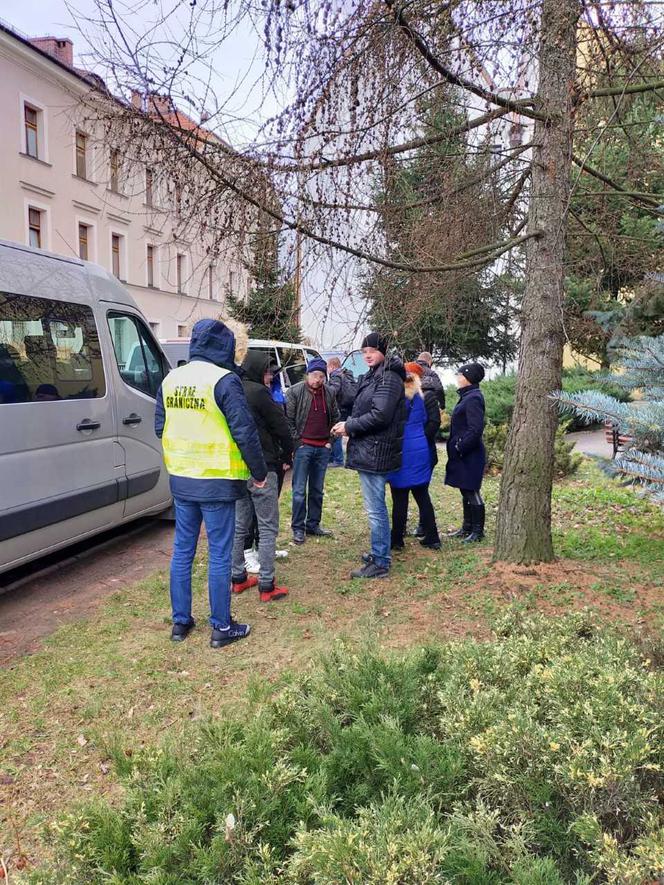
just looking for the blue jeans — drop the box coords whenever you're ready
[329,435,344,466]
[291,444,330,532]
[358,471,391,569]
[170,498,236,629]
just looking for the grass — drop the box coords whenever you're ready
[1,456,663,874]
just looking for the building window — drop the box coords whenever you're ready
[177,324,188,337]
[78,223,89,260]
[208,265,214,300]
[111,234,122,278]
[110,148,121,192]
[228,270,235,295]
[174,182,182,217]
[28,207,42,248]
[145,167,153,207]
[176,253,185,293]
[75,130,87,178]
[147,244,155,287]
[24,105,39,158]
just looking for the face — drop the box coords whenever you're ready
[307,370,326,389]
[456,372,471,389]
[263,370,274,388]
[362,347,385,368]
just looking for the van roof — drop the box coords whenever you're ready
[159,336,319,350]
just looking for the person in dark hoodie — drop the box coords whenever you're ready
[155,319,267,648]
[230,350,293,603]
[416,351,446,410]
[326,356,357,467]
[332,333,406,579]
[286,357,340,544]
[445,362,486,543]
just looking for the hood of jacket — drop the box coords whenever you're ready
[188,319,236,369]
[376,355,406,382]
[242,348,271,384]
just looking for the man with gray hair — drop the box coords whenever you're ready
[416,351,445,410]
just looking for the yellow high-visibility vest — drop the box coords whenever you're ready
[161,361,250,480]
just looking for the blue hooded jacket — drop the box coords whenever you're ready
[154,319,267,501]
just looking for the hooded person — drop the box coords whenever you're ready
[230,349,294,603]
[332,332,407,579]
[155,318,267,648]
[444,361,486,542]
[416,351,446,410]
[285,357,340,544]
[326,356,357,467]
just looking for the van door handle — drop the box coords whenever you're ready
[122,413,142,426]
[76,419,101,431]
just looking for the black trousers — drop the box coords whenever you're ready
[390,483,439,545]
[460,488,484,506]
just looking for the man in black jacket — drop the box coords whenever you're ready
[332,333,406,579]
[416,352,446,410]
[230,350,294,603]
[327,356,357,467]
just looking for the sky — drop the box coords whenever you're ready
[1,0,361,348]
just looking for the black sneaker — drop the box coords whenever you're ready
[419,539,441,550]
[361,552,374,564]
[292,530,306,545]
[306,526,333,537]
[350,562,389,580]
[171,621,195,642]
[210,620,251,648]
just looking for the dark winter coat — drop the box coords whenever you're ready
[327,367,357,419]
[417,361,446,410]
[241,350,293,471]
[386,385,432,488]
[423,388,441,469]
[345,357,407,474]
[154,319,267,502]
[285,380,340,449]
[444,384,486,491]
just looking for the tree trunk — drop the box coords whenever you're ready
[494,0,580,563]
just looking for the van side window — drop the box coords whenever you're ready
[277,346,307,387]
[108,312,165,397]
[0,292,106,403]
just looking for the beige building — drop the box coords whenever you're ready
[0,22,250,339]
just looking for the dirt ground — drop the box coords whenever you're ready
[0,521,173,667]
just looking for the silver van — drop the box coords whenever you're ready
[0,240,172,575]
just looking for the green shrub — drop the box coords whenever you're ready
[485,422,581,478]
[445,369,631,429]
[30,614,664,884]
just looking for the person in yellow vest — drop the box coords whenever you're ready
[155,319,267,648]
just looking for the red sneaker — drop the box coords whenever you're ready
[259,584,289,603]
[232,575,258,594]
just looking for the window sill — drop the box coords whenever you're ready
[106,188,128,200]
[72,174,97,186]
[19,152,52,167]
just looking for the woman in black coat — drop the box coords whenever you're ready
[444,362,486,542]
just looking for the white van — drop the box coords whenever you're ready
[0,240,172,575]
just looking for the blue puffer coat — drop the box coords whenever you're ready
[386,391,432,489]
[155,319,267,501]
[444,385,486,491]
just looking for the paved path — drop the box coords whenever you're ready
[567,426,613,458]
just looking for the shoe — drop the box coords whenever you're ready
[328,462,344,468]
[244,549,260,573]
[447,500,472,538]
[170,621,195,642]
[306,526,333,537]
[210,620,251,648]
[350,562,390,579]
[275,549,289,559]
[462,504,485,543]
[420,539,441,550]
[391,538,405,550]
[292,530,306,545]
[361,552,374,564]
[232,574,259,594]
[259,582,289,603]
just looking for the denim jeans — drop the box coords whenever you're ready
[291,444,330,532]
[329,435,344,466]
[232,472,280,586]
[170,497,236,629]
[358,471,391,569]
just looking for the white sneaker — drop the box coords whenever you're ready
[244,549,260,573]
[275,549,289,559]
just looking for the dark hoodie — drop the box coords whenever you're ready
[345,356,407,474]
[241,349,293,470]
[154,319,267,502]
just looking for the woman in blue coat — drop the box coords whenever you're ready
[445,362,486,542]
[387,363,441,550]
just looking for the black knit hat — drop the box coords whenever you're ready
[457,362,485,384]
[361,332,388,354]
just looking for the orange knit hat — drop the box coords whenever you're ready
[404,361,424,377]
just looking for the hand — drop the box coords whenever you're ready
[332,421,347,437]
[253,477,267,489]
[325,442,331,449]
[282,463,291,472]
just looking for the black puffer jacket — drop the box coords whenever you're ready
[345,357,407,474]
[241,350,293,470]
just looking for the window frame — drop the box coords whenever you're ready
[75,130,87,179]
[19,94,48,163]
[109,148,121,193]
[24,105,39,159]
[28,207,42,249]
[107,310,166,399]
[146,244,155,288]
[78,222,89,260]
[176,253,186,294]
[145,167,153,207]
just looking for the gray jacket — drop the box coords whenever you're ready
[285,381,340,449]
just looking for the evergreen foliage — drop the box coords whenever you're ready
[554,334,664,501]
[227,251,301,343]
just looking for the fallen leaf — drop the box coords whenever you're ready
[76,735,88,747]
